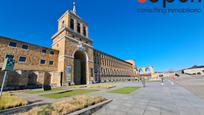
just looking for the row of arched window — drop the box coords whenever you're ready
[94,52,132,69]
[93,50,134,78]
[61,18,87,37]
[94,67,132,77]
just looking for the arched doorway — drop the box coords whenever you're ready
[139,69,144,75]
[145,68,151,80]
[27,72,37,88]
[74,50,87,85]
[145,68,151,74]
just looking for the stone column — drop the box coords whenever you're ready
[80,24,83,36]
[36,71,44,87]
[86,26,88,38]
[74,19,77,33]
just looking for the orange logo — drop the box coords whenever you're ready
[138,0,147,3]
[137,0,201,8]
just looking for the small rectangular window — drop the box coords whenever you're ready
[9,42,17,47]
[40,60,46,64]
[70,18,74,30]
[83,26,86,36]
[90,68,94,77]
[77,23,81,33]
[19,56,26,63]
[22,45,28,50]
[50,51,54,55]
[62,20,65,28]
[5,54,14,59]
[49,61,54,65]
[42,49,46,53]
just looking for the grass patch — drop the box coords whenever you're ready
[110,87,140,94]
[0,92,28,110]
[68,85,115,89]
[20,96,107,115]
[26,87,64,94]
[87,85,115,89]
[41,89,98,99]
[68,85,87,89]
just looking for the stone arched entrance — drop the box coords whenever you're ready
[74,50,87,85]
[139,69,144,74]
[145,68,151,74]
[27,72,37,86]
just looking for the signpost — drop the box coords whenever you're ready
[0,55,15,97]
[66,65,72,81]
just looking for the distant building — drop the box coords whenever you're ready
[183,65,204,75]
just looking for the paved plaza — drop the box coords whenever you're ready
[176,75,204,100]
[11,75,204,115]
[90,78,204,115]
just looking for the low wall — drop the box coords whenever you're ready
[0,70,61,90]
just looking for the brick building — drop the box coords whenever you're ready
[0,36,61,89]
[0,3,137,90]
[93,49,135,83]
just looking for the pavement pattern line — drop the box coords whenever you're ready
[90,79,204,115]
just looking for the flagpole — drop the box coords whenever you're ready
[0,71,8,97]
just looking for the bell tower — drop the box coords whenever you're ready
[52,1,94,86]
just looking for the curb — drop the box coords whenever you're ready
[70,99,112,115]
[0,99,112,115]
[0,102,49,115]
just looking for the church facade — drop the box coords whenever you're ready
[0,4,137,90]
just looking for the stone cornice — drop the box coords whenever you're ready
[51,27,92,42]
[52,35,93,48]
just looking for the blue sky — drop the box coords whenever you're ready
[0,0,203,72]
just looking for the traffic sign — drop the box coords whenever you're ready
[2,55,15,71]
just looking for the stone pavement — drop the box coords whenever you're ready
[11,90,56,104]
[176,75,204,100]
[10,78,204,115]
[91,80,204,115]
